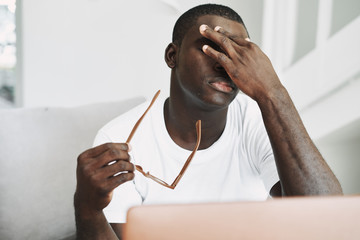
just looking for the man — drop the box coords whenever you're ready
[74,4,342,239]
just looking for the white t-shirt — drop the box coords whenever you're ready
[94,92,279,223]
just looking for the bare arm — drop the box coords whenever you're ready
[74,143,134,239]
[199,24,342,196]
[256,86,342,195]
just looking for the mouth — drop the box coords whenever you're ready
[208,77,236,93]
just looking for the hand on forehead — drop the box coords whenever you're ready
[199,23,250,49]
[195,15,249,40]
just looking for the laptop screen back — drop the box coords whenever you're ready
[123,196,360,240]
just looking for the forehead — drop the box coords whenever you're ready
[182,15,247,44]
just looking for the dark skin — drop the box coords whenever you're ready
[74,15,342,240]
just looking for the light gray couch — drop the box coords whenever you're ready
[0,97,145,240]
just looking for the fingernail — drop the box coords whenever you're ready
[199,24,208,32]
[126,143,132,152]
[202,45,209,51]
[245,37,251,42]
[214,26,222,32]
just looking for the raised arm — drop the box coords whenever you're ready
[74,143,134,239]
[199,24,342,196]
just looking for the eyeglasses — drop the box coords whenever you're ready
[126,90,201,189]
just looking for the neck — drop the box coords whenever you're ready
[164,94,229,151]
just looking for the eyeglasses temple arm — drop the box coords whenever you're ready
[170,120,201,188]
[126,90,161,144]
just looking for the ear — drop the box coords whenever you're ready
[164,43,177,68]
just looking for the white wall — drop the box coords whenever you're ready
[20,0,177,107]
[18,0,263,108]
[315,121,360,194]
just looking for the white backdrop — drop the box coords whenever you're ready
[18,0,263,107]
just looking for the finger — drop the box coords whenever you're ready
[79,142,129,161]
[213,25,251,46]
[199,24,236,58]
[102,160,135,178]
[87,160,134,189]
[214,26,250,44]
[90,172,135,197]
[202,44,241,84]
[93,147,131,169]
[202,44,233,71]
[105,172,135,192]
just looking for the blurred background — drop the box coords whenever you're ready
[0,0,359,194]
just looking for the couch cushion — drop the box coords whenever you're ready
[0,97,145,240]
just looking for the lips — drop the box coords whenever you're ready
[209,77,236,93]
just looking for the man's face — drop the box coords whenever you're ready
[174,15,248,109]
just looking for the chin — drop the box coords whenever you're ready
[202,93,237,109]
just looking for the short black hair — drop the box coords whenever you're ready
[172,4,248,46]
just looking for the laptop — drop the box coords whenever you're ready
[123,195,360,240]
